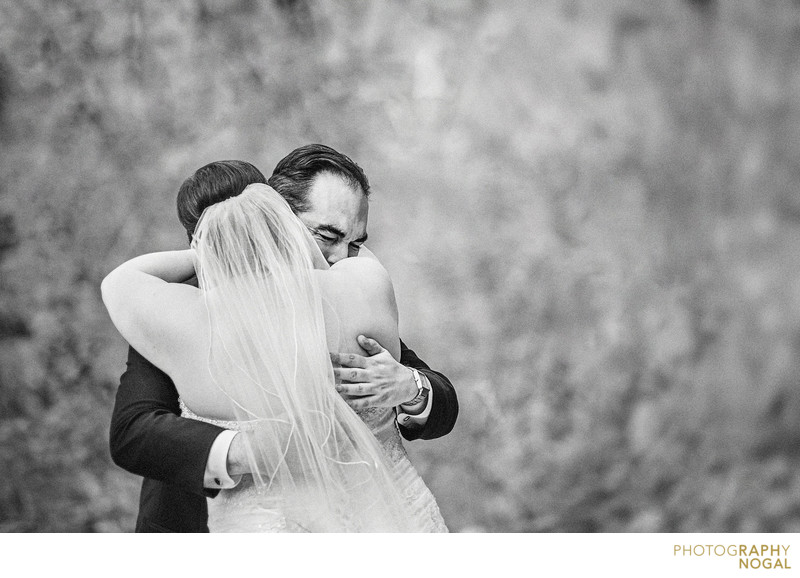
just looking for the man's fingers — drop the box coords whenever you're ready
[336,381,369,395]
[330,352,368,369]
[357,335,386,356]
[333,367,367,383]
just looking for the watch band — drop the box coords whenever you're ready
[402,368,428,407]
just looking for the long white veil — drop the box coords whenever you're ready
[191,184,418,532]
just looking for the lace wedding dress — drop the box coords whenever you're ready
[182,400,448,532]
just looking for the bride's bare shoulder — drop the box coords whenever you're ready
[321,256,399,358]
[321,257,396,313]
[329,254,391,282]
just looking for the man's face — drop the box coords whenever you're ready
[298,171,369,265]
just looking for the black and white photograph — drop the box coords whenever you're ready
[1,0,799,571]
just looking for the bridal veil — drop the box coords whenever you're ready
[191,183,419,532]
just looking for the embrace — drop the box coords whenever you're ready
[101,145,457,532]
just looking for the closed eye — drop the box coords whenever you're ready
[313,230,338,243]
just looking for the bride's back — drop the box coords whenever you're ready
[172,255,399,421]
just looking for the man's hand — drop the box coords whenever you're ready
[331,335,417,411]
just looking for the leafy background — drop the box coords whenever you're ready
[2,0,800,532]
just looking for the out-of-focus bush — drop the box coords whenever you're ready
[2,0,800,531]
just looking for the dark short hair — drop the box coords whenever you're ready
[177,160,267,242]
[267,144,370,213]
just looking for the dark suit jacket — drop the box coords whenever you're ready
[110,341,457,532]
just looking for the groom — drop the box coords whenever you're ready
[110,146,458,532]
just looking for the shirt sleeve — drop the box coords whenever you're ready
[204,430,242,490]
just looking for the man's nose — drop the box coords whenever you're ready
[326,244,348,265]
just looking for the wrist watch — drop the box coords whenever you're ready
[402,368,430,407]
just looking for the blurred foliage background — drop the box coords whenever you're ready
[2,0,800,532]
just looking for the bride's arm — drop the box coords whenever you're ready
[101,250,201,374]
[105,249,197,284]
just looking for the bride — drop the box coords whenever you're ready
[102,183,447,532]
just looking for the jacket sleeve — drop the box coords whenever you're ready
[397,340,458,441]
[109,346,225,497]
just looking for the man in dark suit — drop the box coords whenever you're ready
[110,146,458,532]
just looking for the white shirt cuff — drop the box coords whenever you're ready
[204,430,242,490]
[396,375,433,429]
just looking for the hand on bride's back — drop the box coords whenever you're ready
[331,336,418,411]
